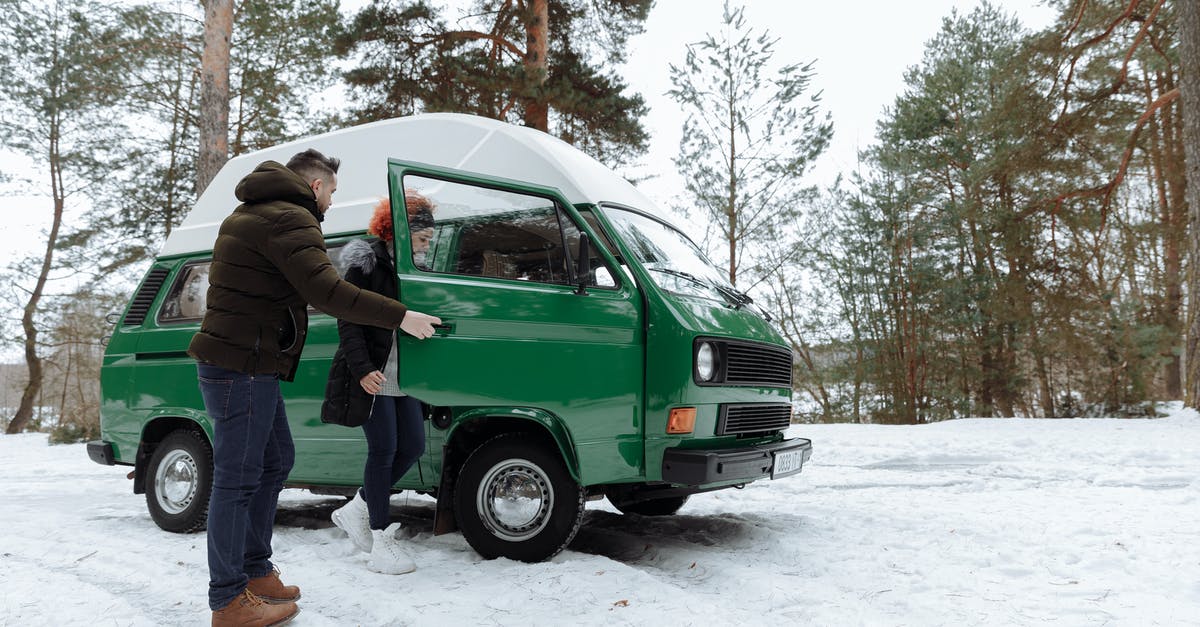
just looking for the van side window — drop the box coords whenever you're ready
[158,262,211,323]
[403,175,615,287]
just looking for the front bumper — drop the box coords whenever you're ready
[87,440,115,465]
[662,437,813,486]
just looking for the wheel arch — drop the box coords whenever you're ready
[445,408,581,483]
[133,415,210,495]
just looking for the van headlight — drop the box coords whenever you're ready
[695,341,717,381]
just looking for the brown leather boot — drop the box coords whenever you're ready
[246,569,301,603]
[211,589,298,627]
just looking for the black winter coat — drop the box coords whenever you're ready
[321,238,399,427]
[188,161,408,381]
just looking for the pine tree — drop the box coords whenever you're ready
[335,0,651,167]
[666,1,831,289]
[1181,0,1200,407]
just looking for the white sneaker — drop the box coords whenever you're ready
[331,492,373,553]
[367,523,416,575]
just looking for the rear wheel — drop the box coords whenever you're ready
[454,433,585,562]
[145,429,212,533]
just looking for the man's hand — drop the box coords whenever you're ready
[399,310,442,340]
[359,370,385,394]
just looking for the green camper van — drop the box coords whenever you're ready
[89,113,812,562]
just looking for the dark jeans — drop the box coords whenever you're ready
[197,363,295,611]
[360,394,426,530]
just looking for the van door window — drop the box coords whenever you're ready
[402,175,615,288]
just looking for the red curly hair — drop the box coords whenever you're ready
[367,191,434,242]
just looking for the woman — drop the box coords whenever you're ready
[322,192,437,575]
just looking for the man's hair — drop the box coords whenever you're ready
[286,148,340,183]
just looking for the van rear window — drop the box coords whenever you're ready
[158,262,211,324]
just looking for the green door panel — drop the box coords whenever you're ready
[389,161,646,486]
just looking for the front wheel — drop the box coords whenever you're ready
[145,429,212,533]
[454,433,585,562]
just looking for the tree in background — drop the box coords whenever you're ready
[1035,0,1184,404]
[796,0,1184,421]
[196,0,232,196]
[1179,0,1200,407]
[79,0,342,272]
[335,0,651,167]
[1,0,343,437]
[666,1,831,288]
[39,288,125,443]
[0,0,134,434]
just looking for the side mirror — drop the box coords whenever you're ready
[574,233,591,296]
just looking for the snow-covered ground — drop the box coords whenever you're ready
[3,409,1199,626]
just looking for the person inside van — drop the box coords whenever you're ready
[189,150,442,627]
[322,192,436,575]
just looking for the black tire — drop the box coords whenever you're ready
[609,494,690,517]
[454,433,585,562]
[145,429,212,533]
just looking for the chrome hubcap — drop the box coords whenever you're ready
[155,449,197,515]
[476,459,554,541]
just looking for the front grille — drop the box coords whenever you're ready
[717,403,792,435]
[123,267,170,326]
[725,341,793,387]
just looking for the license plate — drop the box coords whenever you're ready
[771,449,804,479]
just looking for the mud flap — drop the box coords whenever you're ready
[432,444,458,535]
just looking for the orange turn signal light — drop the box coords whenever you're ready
[667,407,696,434]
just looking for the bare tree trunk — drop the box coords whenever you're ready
[8,128,66,434]
[196,0,233,197]
[1029,317,1055,417]
[522,0,549,132]
[728,98,738,286]
[1182,0,1200,407]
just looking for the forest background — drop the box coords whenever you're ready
[3,0,1200,441]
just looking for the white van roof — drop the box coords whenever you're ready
[160,113,663,257]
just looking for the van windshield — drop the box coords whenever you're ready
[602,206,741,304]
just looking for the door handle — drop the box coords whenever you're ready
[432,321,455,336]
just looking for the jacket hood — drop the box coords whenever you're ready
[234,160,321,221]
[341,238,378,275]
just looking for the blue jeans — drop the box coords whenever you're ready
[197,363,295,611]
[360,395,426,530]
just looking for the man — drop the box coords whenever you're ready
[188,148,440,626]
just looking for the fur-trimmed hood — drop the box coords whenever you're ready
[340,238,388,275]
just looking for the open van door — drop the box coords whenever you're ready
[387,160,646,487]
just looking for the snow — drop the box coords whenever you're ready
[3,408,1199,626]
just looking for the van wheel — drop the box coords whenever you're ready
[145,430,212,533]
[609,494,690,517]
[454,433,585,562]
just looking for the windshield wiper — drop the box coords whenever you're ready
[647,267,765,315]
[647,266,710,287]
[711,283,754,309]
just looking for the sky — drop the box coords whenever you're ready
[619,0,1056,211]
[3,407,1198,624]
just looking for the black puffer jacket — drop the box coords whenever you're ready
[188,161,408,381]
[321,238,398,427]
